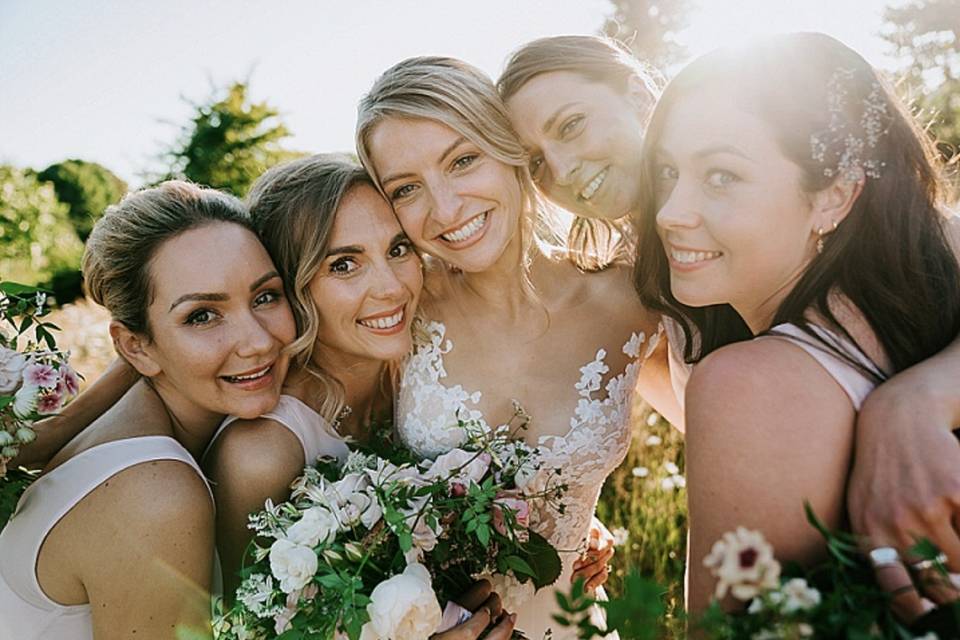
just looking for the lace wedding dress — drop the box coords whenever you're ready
[396,320,661,639]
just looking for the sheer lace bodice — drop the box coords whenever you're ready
[396,319,661,638]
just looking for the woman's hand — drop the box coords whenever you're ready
[571,516,616,592]
[431,580,516,640]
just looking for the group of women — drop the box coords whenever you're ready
[1,30,959,640]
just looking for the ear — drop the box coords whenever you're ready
[109,320,162,377]
[810,173,864,232]
[625,75,654,119]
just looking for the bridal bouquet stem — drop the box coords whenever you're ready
[215,407,566,640]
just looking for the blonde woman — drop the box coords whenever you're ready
[356,57,677,639]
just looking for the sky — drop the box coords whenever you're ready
[0,0,897,187]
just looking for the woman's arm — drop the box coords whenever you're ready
[204,418,305,601]
[11,357,139,469]
[83,460,215,639]
[684,339,856,615]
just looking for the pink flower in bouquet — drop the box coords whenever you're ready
[23,362,57,389]
[59,366,80,397]
[426,448,491,494]
[492,492,530,542]
[36,389,64,415]
[0,346,26,394]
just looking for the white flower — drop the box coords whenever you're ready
[268,538,318,593]
[236,573,276,618]
[12,384,39,418]
[664,461,680,475]
[475,571,536,611]
[359,563,442,640]
[0,346,26,394]
[646,412,660,427]
[425,448,490,490]
[780,578,821,613]
[703,527,781,601]
[631,466,649,478]
[286,507,338,547]
[611,527,630,547]
[645,434,662,447]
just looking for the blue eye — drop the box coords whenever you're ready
[452,154,478,170]
[706,170,738,189]
[559,115,584,138]
[391,184,417,201]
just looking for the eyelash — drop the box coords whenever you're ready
[559,115,584,138]
[452,153,477,170]
[330,257,359,275]
[706,169,739,189]
[390,240,413,258]
[391,184,416,201]
[184,291,282,326]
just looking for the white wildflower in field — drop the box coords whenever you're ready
[664,461,680,475]
[645,434,662,447]
[646,412,660,426]
[631,466,649,478]
[703,527,781,601]
[611,527,630,547]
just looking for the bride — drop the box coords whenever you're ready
[355,56,675,638]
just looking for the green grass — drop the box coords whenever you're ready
[596,402,687,636]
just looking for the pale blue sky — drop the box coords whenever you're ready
[0,0,894,186]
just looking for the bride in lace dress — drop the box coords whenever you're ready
[355,57,676,639]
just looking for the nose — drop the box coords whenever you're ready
[544,145,581,187]
[235,309,278,360]
[429,178,465,226]
[370,259,407,301]
[655,180,701,232]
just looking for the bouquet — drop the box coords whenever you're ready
[215,404,567,640]
[1,281,79,523]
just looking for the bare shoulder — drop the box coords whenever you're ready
[686,337,854,434]
[204,416,304,486]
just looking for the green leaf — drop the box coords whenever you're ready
[517,530,562,590]
[504,555,536,579]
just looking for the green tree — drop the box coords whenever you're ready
[0,166,84,286]
[883,0,960,162]
[601,0,693,73]
[37,159,127,242]
[163,82,299,197]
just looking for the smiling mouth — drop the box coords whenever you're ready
[357,307,405,331]
[439,211,488,244]
[578,167,609,201]
[669,248,723,264]
[222,364,272,384]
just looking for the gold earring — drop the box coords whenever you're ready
[816,227,826,254]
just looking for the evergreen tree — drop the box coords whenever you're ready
[37,159,126,242]
[600,0,692,73]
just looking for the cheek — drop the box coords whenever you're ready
[393,204,429,245]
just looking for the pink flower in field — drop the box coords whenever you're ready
[36,389,64,415]
[23,363,57,389]
[59,366,80,397]
[492,492,530,542]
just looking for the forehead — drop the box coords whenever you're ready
[148,223,272,301]
[506,71,621,135]
[658,85,781,160]
[329,184,401,245]
[368,117,463,175]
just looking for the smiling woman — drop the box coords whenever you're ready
[0,181,297,640]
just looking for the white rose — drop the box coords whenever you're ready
[287,507,339,547]
[269,538,318,593]
[0,346,25,394]
[360,563,442,640]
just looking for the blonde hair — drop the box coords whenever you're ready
[83,180,252,335]
[246,154,374,425]
[498,35,662,270]
[355,56,565,285]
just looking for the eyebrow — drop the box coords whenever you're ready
[168,270,280,311]
[379,136,469,187]
[542,102,580,134]
[692,144,756,162]
[325,233,408,258]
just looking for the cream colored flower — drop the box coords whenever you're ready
[12,384,39,418]
[703,527,781,601]
[425,448,490,492]
[0,346,25,394]
[286,507,339,548]
[359,563,442,640]
[780,578,821,613]
[269,539,318,593]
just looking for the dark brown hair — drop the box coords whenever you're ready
[634,32,960,373]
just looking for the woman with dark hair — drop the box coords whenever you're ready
[500,34,960,616]
[630,32,960,615]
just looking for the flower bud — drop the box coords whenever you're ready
[344,542,364,561]
[0,431,15,447]
[322,549,344,564]
[16,427,36,445]
[2,446,19,459]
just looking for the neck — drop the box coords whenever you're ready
[142,379,224,460]
[454,229,545,317]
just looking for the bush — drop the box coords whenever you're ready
[37,160,126,242]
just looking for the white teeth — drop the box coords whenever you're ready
[579,168,608,201]
[358,309,404,330]
[441,212,487,243]
[670,249,722,264]
[226,367,270,382]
